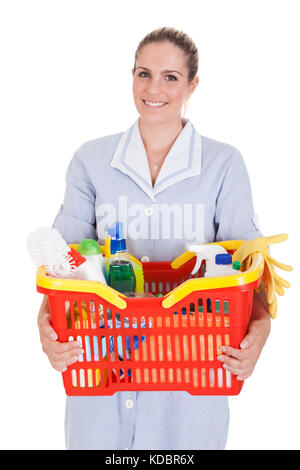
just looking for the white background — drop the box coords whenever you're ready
[0,0,299,450]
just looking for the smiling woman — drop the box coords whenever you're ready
[132,32,199,126]
[38,26,271,451]
[131,29,199,184]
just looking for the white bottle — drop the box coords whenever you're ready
[212,254,241,277]
[76,239,107,283]
[186,243,241,278]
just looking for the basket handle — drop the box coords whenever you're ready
[36,266,128,309]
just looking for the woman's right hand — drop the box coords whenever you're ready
[37,295,84,372]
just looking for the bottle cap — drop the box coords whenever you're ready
[215,253,232,265]
[108,222,126,255]
[77,239,101,256]
[232,261,242,271]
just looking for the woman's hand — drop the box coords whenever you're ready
[37,295,84,372]
[217,289,271,380]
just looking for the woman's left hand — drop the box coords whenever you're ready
[217,290,271,380]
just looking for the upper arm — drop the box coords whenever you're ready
[214,150,262,242]
[52,151,97,243]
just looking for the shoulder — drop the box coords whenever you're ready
[198,134,248,181]
[200,134,243,166]
[74,131,124,168]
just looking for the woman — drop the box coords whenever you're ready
[38,27,271,450]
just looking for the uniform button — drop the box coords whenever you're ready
[125,398,134,409]
[145,206,154,216]
[141,256,150,262]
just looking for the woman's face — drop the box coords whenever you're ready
[132,41,198,125]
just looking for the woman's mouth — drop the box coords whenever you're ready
[143,100,168,108]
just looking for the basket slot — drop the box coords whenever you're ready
[84,301,91,329]
[209,368,215,388]
[76,336,84,362]
[201,368,206,387]
[225,370,232,388]
[77,302,84,329]
[98,303,104,327]
[93,336,99,361]
[65,300,71,329]
[191,335,197,361]
[117,335,125,361]
[84,336,91,362]
[192,368,199,387]
[71,369,77,387]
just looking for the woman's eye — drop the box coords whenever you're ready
[166,74,177,81]
[138,72,177,81]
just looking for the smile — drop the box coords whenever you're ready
[143,100,168,108]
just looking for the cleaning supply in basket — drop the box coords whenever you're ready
[27,227,70,268]
[27,227,85,278]
[107,222,136,294]
[27,227,106,282]
[214,254,242,275]
[232,234,293,318]
[131,259,145,293]
[77,239,107,284]
[105,228,144,293]
[186,243,240,278]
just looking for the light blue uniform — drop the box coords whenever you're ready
[53,118,261,450]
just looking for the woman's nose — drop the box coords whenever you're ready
[145,77,162,95]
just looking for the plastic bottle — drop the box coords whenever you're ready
[107,222,136,294]
[77,239,107,284]
[214,254,242,276]
[186,243,241,278]
[105,231,144,293]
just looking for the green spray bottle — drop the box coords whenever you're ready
[107,222,136,294]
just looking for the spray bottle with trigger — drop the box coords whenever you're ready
[186,243,241,278]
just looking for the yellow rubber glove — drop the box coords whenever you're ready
[232,234,292,318]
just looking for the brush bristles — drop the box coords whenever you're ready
[27,227,70,267]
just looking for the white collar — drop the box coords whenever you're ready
[110,118,202,202]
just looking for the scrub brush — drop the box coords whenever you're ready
[27,227,86,278]
[27,227,107,282]
[27,227,70,267]
[46,247,86,278]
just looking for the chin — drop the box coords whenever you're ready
[138,110,174,126]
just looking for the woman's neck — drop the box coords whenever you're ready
[138,117,184,155]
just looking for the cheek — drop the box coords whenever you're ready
[167,87,187,104]
[132,79,143,98]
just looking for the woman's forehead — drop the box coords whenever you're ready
[136,42,187,72]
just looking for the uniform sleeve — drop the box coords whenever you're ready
[214,150,262,242]
[52,151,97,244]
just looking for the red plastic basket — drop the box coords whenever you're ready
[36,241,263,396]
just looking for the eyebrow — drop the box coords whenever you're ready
[136,66,183,76]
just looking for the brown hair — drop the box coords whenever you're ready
[133,27,198,83]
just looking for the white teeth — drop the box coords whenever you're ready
[144,100,166,107]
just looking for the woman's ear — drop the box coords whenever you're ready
[187,76,199,99]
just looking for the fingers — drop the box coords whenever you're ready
[38,312,57,341]
[217,320,263,379]
[42,335,85,372]
[49,343,85,372]
[37,308,84,372]
[217,344,255,381]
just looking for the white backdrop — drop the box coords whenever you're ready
[0,0,299,450]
